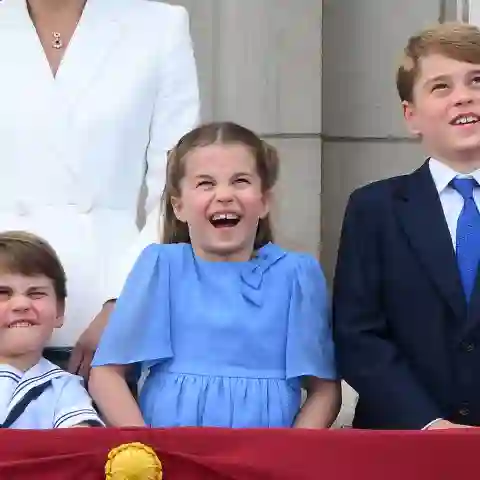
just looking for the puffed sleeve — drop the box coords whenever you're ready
[92,244,173,369]
[286,254,337,381]
[52,375,104,428]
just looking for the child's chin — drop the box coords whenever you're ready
[6,333,48,351]
[453,136,480,149]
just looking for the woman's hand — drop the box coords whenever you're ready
[67,300,116,379]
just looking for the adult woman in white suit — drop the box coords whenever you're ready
[0,0,199,374]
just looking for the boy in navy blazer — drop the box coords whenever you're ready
[333,23,480,429]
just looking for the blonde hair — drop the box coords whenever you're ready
[397,22,480,103]
[161,122,279,249]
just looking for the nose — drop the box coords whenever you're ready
[9,294,32,312]
[453,84,475,106]
[214,184,234,203]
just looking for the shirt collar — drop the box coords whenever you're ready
[0,357,65,382]
[0,364,22,383]
[24,357,65,381]
[429,157,480,193]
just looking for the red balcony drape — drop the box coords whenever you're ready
[0,427,477,479]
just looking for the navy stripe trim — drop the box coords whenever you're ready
[11,369,63,403]
[0,372,21,382]
[1,382,51,428]
[54,409,103,428]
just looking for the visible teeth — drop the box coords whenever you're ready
[211,213,239,221]
[8,322,33,328]
[454,115,479,125]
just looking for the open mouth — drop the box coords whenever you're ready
[209,212,242,228]
[8,321,35,329]
[450,114,480,126]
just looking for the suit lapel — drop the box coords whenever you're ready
[51,0,133,195]
[0,1,52,80]
[0,1,54,109]
[0,0,130,181]
[394,161,467,321]
[0,1,64,167]
[1,0,130,115]
[54,0,130,115]
[462,252,480,330]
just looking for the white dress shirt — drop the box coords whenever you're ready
[429,158,480,248]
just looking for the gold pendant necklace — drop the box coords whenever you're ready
[52,32,63,49]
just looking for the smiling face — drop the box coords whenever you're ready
[171,143,271,262]
[403,53,480,171]
[0,272,64,369]
[0,231,67,371]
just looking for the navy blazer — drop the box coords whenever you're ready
[333,161,480,429]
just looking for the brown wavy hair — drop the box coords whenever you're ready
[0,231,67,302]
[161,122,279,249]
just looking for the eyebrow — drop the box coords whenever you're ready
[193,172,254,179]
[423,74,450,86]
[0,285,50,291]
[425,70,480,84]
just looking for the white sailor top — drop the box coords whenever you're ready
[0,357,103,429]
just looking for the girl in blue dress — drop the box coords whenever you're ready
[89,121,340,428]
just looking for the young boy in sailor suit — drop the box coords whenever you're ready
[0,231,102,428]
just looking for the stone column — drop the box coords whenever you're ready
[321,0,458,427]
[165,0,322,256]
[321,0,445,283]
[468,0,480,23]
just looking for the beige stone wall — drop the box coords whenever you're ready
[165,0,322,256]
[159,0,467,427]
[322,0,467,426]
[470,1,480,24]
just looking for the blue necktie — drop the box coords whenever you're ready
[452,177,480,300]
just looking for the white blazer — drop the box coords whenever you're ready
[0,0,200,345]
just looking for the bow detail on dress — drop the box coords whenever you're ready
[240,243,287,306]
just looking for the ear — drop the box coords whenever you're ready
[54,301,65,329]
[402,100,421,136]
[259,189,272,219]
[171,196,187,223]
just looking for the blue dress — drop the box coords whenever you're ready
[92,242,336,428]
